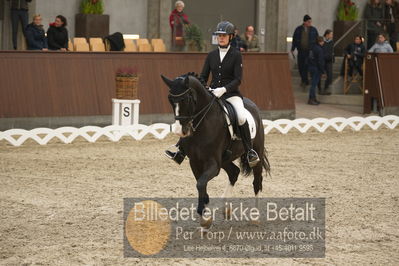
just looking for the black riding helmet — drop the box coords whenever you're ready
[214,21,235,35]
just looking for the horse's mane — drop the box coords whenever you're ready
[183,72,208,88]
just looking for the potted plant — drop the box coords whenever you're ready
[184,24,204,52]
[115,67,139,100]
[333,0,361,56]
[75,0,110,39]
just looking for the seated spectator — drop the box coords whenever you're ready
[368,33,394,52]
[25,14,47,51]
[231,27,245,52]
[241,25,260,52]
[321,29,334,95]
[308,36,325,105]
[47,15,69,51]
[345,35,366,77]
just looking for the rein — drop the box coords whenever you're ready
[169,88,216,132]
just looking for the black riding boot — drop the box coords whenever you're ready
[239,121,260,168]
[165,140,186,165]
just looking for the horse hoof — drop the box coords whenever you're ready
[200,216,213,229]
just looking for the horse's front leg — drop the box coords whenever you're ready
[193,160,219,228]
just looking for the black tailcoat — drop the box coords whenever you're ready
[200,47,243,98]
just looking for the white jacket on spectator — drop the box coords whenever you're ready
[368,41,394,53]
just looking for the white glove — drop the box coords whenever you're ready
[211,87,227,98]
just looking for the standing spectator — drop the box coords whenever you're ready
[47,15,69,51]
[241,25,260,52]
[25,14,47,51]
[308,36,325,105]
[345,35,366,78]
[365,0,385,49]
[321,29,334,95]
[384,0,399,52]
[7,0,32,50]
[291,15,319,88]
[369,33,394,52]
[169,0,189,51]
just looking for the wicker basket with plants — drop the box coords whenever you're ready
[115,67,139,99]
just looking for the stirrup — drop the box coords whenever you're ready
[164,150,185,165]
[247,149,260,168]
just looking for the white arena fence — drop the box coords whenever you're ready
[0,116,398,147]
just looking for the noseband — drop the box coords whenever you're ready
[168,88,216,132]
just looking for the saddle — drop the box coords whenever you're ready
[217,98,257,140]
[217,99,241,139]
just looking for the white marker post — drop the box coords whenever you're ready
[112,99,141,126]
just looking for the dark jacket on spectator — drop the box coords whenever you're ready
[47,23,68,50]
[384,1,399,32]
[105,32,124,51]
[308,43,325,74]
[345,42,366,64]
[364,3,385,33]
[231,35,244,51]
[25,23,47,50]
[323,39,334,63]
[7,0,32,10]
[291,25,319,51]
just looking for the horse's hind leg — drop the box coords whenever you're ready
[221,162,240,198]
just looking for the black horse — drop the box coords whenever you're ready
[161,73,270,227]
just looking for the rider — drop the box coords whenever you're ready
[165,21,260,167]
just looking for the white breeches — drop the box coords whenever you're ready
[226,96,247,126]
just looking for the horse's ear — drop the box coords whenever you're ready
[160,75,174,89]
[184,76,190,88]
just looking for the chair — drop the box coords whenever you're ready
[136,39,149,46]
[153,42,166,52]
[73,38,87,44]
[68,39,73,51]
[151,38,164,46]
[343,56,365,94]
[89,38,103,45]
[138,43,153,52]
[74,42,90,52]
[90,42,105,52]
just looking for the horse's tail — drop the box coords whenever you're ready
[262,148,271,177]
[240,148,271,177]
[240,154,252,176]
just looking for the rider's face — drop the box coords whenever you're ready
[218,34,229,46]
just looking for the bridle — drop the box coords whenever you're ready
[168,87,216,132]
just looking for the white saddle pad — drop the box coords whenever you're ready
[223,107,257,140]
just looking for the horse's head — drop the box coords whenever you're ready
[161,74,208,138]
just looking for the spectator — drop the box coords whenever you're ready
[7,0,32,50]
[345,35,366,78]
[241,25,260,52]
[231,27,245,52]
[384,0,399,52]
[47,15,69,51]
[291,15,319,88]
[368,33,394,52]
[169,0,189,51]
[25,14,47,51]
[321,29,334,95]
[308,36,325,105]
[365,0,385,49]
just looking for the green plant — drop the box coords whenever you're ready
[337,0,359,21]
[184,24,203,51]
[80,0,104,15]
